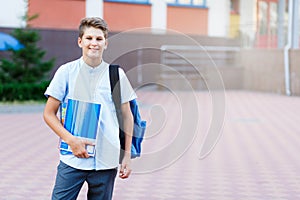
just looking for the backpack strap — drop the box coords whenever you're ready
[109,65,145,160]
[109,64,121,107]
[109,65,125,152]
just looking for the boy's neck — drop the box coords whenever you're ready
[83,57,102,68]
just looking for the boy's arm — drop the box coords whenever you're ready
[119,101,133,179]
[43,96,93,158]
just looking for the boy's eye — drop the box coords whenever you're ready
[85,36,103,41]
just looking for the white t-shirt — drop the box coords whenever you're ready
[45,57,136,170]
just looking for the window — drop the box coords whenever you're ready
[230,0,239,14]
[258,1,268,35]
[166,0,207,7]
[178,0,191,4]
[269,2,278,36]
[104,0,150,4]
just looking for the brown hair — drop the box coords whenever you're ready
[78,17,109,39]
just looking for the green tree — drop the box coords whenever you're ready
[0,29,54,84]
[0,11,55,101]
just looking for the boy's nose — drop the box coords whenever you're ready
[91,39,97,45]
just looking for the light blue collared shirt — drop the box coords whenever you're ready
[45,58,136,170]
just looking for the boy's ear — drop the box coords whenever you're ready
[78,37,82,48]
[104,39,108,50]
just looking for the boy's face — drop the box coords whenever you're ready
[78,27,107,62]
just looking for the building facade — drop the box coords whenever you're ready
[235,0,296,49]
[1,0,294,48]
[0,0,233,38]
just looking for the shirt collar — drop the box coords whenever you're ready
[79,57,107,73]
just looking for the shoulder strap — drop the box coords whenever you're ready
[109,64,123,128]
[109,64,120,104]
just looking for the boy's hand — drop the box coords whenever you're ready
[68,136,94,158]
[119,154,132,179]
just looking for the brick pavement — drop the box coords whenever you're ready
[0,91,299,200]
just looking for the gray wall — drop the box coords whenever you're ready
[0,27,240,85]
[241,49,285,93]
[241,49,300,96]
[2,27,299,95]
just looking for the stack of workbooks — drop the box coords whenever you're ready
[59,99,101,156]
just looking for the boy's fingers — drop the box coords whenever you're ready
[71,139,94,158]
[82,139,95,146]
[119,164,131,179]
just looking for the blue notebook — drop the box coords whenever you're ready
[60,99,101,156]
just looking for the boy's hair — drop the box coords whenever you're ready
[79,17,109,39]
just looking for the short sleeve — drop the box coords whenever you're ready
[44,65,69,102]
[119,68,137,104]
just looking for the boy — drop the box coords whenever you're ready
[43,17,135,199]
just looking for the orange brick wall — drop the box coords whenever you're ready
[27,1,208,35]
[167,6,208,35]
[28,0,85,29]
[103,2,151,32]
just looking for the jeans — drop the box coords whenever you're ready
[52,161,117,200]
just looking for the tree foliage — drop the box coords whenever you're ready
[0,28,54,84]
[0,11,55,101]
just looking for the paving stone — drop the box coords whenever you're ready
[0,91,299,199]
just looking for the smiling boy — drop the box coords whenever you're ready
[43,17,135,200]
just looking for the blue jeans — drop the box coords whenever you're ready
[52,161,117,200]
